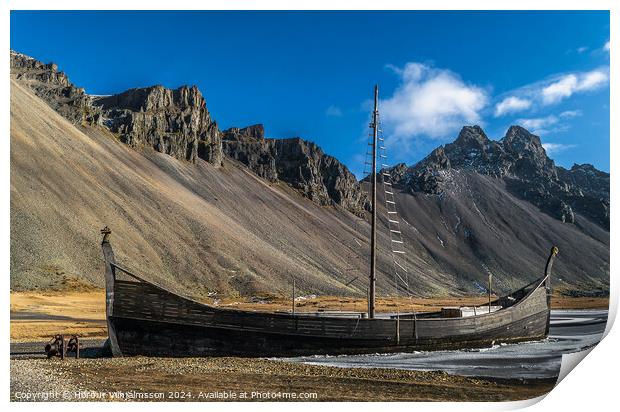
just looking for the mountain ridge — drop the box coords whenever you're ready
[388,125,609,229]
[9,50,609,297]
[10,50,363,213]
[11,49,608,228]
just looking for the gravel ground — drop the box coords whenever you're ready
[11,359,75,402]
[10,351,555,402]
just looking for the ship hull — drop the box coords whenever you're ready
[101,236,556,358]
[109,310,548,357]
[106,276,550,357]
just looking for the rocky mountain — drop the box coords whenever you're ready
[393,125,609,229]
[93,86,222,165]
[223,127,367,215]
[222,124,266,142]
[10,50,361,211]
[10,50,609,298]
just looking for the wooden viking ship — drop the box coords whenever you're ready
[100,86,558,357]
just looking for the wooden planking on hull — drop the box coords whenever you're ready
[107,274,550,356]
[108,307,549,357]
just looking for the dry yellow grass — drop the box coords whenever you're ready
[212,293,608,312]
[11,289,105,318]
[10,321,107,341]
[10,290,106,341]
[212,294,495,313]
[551,295,609,310]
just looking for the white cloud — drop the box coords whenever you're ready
[541,69,609,105]
[516,115,559,133]
[577,46,589,54]
[381,62,488,141]
[541,75,578,105]
[494,96,532,117]
[516,110,582,136]
[604,40,610,52]
[542,143,577,154]
[576,70,609,91]
[559,110,582,119]
[495,67,609,112]
[325,105,343,117]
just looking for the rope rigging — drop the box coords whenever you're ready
[360,104,412,303]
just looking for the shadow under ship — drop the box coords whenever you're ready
[100,86,558,357]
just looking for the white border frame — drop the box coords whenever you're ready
[2,2,616,411]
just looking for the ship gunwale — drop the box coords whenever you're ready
[109,261,547,323]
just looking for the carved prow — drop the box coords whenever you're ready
[544,246,559,291]
[101,226,122,356]
[544,246,559,335]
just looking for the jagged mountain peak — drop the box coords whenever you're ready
[410,124,555,177]
[10,49,34,59]
[11,49,61,74]
[388,125,608,229]
[453,125,490,148]
[501,125,547,159]
[503,124,539,143]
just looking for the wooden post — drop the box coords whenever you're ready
[101,227,122,356]
[292,277,296,315]
[60,335,65,360]
[366,286,369,317]
[488,274,492,314]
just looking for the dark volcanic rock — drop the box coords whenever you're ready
[273,138,366,214]
[223,129,367,215]
[557,163,610,199]
[223,136,277,181]
[222,124,265,142]
[10,50,101,125]
[221,124,276,179]
[94,86,222,164]
[392,125,609,229]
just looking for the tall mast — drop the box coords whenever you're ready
[369,85,379,319]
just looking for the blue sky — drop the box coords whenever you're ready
[11,11,610,175]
